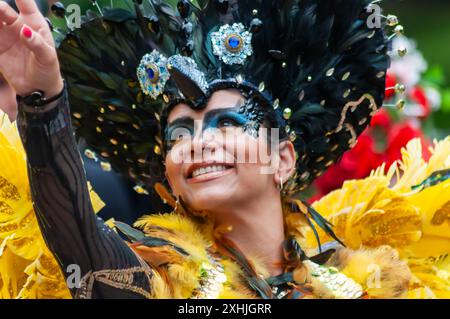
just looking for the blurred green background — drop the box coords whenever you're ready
[385,0,450,86]
[52,0,450,135]
[385,0,450,135]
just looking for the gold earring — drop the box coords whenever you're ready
[280,177,283,190]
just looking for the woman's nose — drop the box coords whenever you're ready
[191,129,219,160]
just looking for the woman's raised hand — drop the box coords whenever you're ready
[0,0,63,115]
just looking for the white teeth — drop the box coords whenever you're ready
[192,165,228,178]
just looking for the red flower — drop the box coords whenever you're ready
[314,133,382,196]
[385,121,431,166]
[312,115,431,201]
[370,108,392,131]
[385,72,397,99]
[410,86,431,119]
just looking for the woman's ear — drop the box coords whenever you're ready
[274,140,296,186]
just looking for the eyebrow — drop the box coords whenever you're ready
[167,102,243,126]
[166,116,194,128]
[203,106,242,121]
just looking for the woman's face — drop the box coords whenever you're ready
[164,89,284,213]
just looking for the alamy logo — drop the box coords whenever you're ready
[66,264,81,289]
[66,4,81,30]
[366,4,382,29]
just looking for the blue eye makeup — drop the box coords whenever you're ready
[203,108,248,130]
[164,117,195,150]
[164,102,265,152]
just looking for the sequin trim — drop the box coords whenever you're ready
[304,260,363,299]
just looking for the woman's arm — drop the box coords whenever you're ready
[0,1,155,298]
[17,86,153,299]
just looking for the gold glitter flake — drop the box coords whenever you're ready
[0,176,20,201]
[0,201,14,215]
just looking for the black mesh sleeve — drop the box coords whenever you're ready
[16,87,154,299]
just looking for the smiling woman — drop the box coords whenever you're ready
[0,0,449,299]
[164,89,292,217]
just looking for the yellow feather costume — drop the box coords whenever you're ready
[308,137,450,298]
[0,114,103,299]
[0,110,449,298]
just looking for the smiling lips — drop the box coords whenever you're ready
[192,165,229,178]
[187,163,235,183]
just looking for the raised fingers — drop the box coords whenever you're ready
[15,0,39,15]
[0,1,19,25]
[20,24,56,65]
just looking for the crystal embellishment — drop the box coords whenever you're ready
[137,50,170,99]
[211,23,253,65]
[304,260,363,299]
[167,55,209,96]
[190,252,227,299]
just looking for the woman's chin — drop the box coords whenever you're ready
[186,190,235,212]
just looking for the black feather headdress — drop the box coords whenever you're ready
[54,0,391,196]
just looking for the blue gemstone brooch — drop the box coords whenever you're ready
[137,50,170,99]
[211,23,253,65]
